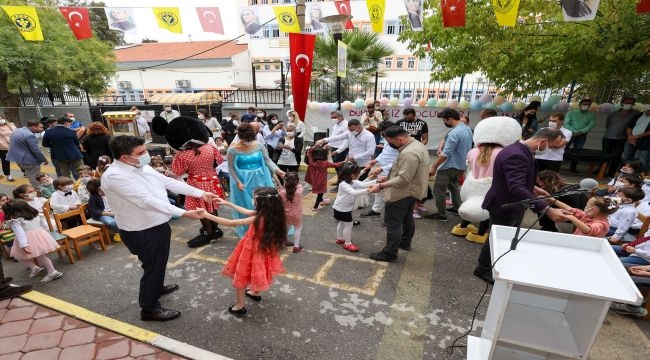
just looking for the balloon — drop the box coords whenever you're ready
[286,95,293,103]
[470,100,483,111]
[612,103,621,111]
[319,103,330,112]
[540,102,553,112]
[599,103,614,113]
[437,99,448,108]
[448,99,459,109]
[459,100,470,110]
[403,97,413,107]
[529,95,542,102]
[590,102,599,112]
[634,103,646,112]
[556,101,570,112]
[389,97,400,106]
[342,101,353,110]
[417,98,427,107]
[479,94,493,104]
[500,102,513,112]
[493,95,505,106]
[484,101,496,110]
[380,97,389,106]
[354,98,365,108]
[309,101,319,110]
[547,95,561,105]
[330,103,338,111]
[365,98,375,106]
[426,98,437,107]
[513,101,526,111]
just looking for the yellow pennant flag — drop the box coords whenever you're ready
[2,6,44,41]
[153,7,183,34]
[366,0,385,33]
[492,0,522,27]
[273,5,301,34]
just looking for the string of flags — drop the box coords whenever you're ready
[1,1,648,42]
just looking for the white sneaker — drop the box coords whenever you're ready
[418,205,428,212]
[412,212,422,219]
[41,271,63,283]
[29,266,44,278]
[321,199,332,205]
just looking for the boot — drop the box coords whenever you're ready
[466,232,488,244]
[211,228,224,239]
[451,224,478,237]
[187,231,212,248]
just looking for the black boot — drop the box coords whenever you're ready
[212,228,224,239]
[187,231,212,248]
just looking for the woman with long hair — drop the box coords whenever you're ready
[81,122,112,169]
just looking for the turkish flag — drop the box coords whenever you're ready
[441,0,466,27]
[638,0,650,14]
[59,7,92,40]
[196,7,224,34]
[335,0,354,29]
[289,33,316,123]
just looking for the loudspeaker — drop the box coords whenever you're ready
[313,132,326,142]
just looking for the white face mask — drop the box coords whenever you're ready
[271,119,279,125]
[622,104,634,110]
[130,153,151,168]
[197,114,205,120]
[257,113,264,117]
[80,176,91,184]
[153,166,165,173]
[43,180,53,186]
[535,141,551,156]
[331,118,339,123]
[548,121,558,129]
[580,105,590,111]
[286,132,295,137]
[63,185,73,192]
[288,116,294,122]
[614,181,625,189]
[350,129,360,136]
[26,192,37,200]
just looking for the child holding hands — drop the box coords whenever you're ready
[550,196,620,238]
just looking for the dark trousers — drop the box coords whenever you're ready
[120,223,171,312]
[382,196,417,257]
[602,137,626,176]
[0,150,10,176]
[331,147,348,163]
[566,133,587,171]
[535,159,562,172]
[476,212,521,274]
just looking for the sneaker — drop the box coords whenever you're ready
[412,212,422,219]
[29,266,44,278]
[112,233,122,242]
[610,302,648,317]
[335,239,345,245]
[360,210,381,218]
[446,207,459,215]
[321,199,331,205]
[312,205,325,211]
[292,246,303,253]
[41,271,63,283]
[6,176,14,182]
[424,213,447,221]
[418,205,428,212]
[342,243,359,252]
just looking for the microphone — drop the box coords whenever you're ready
[561,178,598,193]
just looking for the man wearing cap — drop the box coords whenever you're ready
[425,108,473,221]
[564,98,596,172]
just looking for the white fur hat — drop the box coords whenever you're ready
[472,116,522,147]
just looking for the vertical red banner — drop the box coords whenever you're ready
[441,0,466,28]
[59,7,93,40]
[196,7,224,34]
[335,0,354,29]
[638,0,650,14]
[289,33,316,123]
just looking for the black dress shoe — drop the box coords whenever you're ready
[228,306,247,317]
[1,277,13,284]
[398,244,411,251]
[0,283,32,301]
[212,228,224,239]
[369,251,397,263]
[360,210,381,218]
[473,268,494,285]
[353,220,361,226]
[245,290,262,302]
[141,308,181,321]
[187,233,212,248]
[161,284,179,295]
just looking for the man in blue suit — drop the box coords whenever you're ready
[474,128,566,285]
[42,117,84,179]
[6,120,48,187]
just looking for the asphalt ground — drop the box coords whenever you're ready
[1,161,650,359]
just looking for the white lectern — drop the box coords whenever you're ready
[467,226,642,360]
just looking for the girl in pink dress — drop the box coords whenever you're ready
[172,142,225,248]
[551,196,620,238]
[200,187,286,317]
[4,200,63,283]
[279,172,303,253]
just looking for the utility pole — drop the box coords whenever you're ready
[296,0,305,32]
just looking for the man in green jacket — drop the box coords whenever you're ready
[564,98,596,172]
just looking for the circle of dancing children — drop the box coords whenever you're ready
[4,199,63,282]
[304,145,343,211]
[279,172,303,253]
[199,187,286,317]
[332,162,374,252]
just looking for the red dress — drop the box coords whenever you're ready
[304,147,343,194]
[172,144,224,212]
[222,222,284,292]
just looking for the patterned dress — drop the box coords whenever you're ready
[172,144,225,212]
[279,184,303,227]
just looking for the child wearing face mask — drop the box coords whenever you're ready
[36,173,55,199]
[549,196,621,238]
[275,124,303,173]
[49,176,82,214]
[86,179,121,241]
[73,169,92,204]
[286,110,305,138]
[607,187,645,242]
[12,185,48,230]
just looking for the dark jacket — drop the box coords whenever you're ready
[274,136,303,164]
[42,125,83,161]
[483,142,547,218]
[87,193,105,221]
[626,114,650,150]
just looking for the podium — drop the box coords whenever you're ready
[467,226,642,360]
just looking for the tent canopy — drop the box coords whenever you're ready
[148,92,222,105]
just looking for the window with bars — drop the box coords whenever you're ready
[474,91,484,101]
[438,91,448,99]
[452,90,460,99]
[396,58,404,68]
[407,58,415,69]
[463,91,472,101]
[403,90,413,99]
[386,24,396,34]
[427,89,436,99]
[416,90,424,99]
[391,89,401,98]
[381,90,391,98]
[384,58,392,68]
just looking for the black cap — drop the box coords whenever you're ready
[437,108,460,120]
[579,98,592,104]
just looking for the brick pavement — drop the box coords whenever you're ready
[0,297,186,360]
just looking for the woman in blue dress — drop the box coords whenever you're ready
[228,123,285,238]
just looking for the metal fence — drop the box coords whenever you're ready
[18,89,91,106]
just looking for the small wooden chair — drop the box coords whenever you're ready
[82,205,111,246]
[0,229,15,260]
[51,203,105,260]
[637,213,650,240]
[42,201,75,264]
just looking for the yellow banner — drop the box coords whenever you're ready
[366,0,385,33]
[492,0,521,27]
[337,41,347,78]
[273,5,301,34]
[2,6,44,41]
[153,7,183,34]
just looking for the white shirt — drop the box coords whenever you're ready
[608,203,637,238]
[325,129,376,166]
[631,114,650,136]
[203,117,222,132]
[262,124,284,149]
[102,160,204,231]
[535,127,572,162]
[375,139,399,176]
[332,180,374,212]
[217,160,229,174]
[160,110,180,123]
[329,119,349,149]
[50,189,81,214]
[135,116,150,136]
[277,137,297,166]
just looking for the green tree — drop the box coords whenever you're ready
[0,0,116,121]
[312,29,394,102]
[398,0,650,101]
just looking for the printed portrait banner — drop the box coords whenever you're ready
[153,7,183,34]
[105,7,137,34]
[196,7,224,34]
[492,0,522,27]
[441,0,466,28]
[404,0,424,30]
[560,0,600,22]
[366,0,386,33]
[59,7,93,40]
[2,6,44,41]
[273,5,301,33]
[289,33,317,123]
[239,7,263,35]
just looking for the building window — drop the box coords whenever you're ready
[263,27,270,38]
[250,0,258,4]
[272,0,279,3]
[407,58,415,69]
[427,89,436,99]
[438,90,448,99]
[416,90,423,99]
[396,58,404,68]
[398,24,405,34]
[386,21,396,35]
[272,26,280,38]
[463,90,472,101]
[391,89,401,98]
[474,91,484,101]
[147,91,154,98]
[261,0,268,4]
[452,90,460,100]
[403,90,413,99]
[381,90,391,99]
[384,58,392,68]
[264,64,271,71]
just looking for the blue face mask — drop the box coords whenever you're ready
[131,153,151,168]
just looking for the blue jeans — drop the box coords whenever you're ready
[99,215,119,233]
[612,245,650,265]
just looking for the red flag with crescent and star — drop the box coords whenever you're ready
[196,7,224,34]
[289,33,316,123]
[335,0,354,29]
[59,7,92,40]
[441,0,466,27]
[638,0,650,14]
